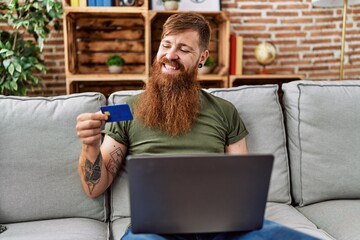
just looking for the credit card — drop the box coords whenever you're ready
[100,104,133,122]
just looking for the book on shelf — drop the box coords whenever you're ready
[229,34,243,76]
[79,0,87,7]
[235,36,243,75]
[88,0,96,6]
[89,0,112,6]
[229,34,236,75]
[70,0,79,7]
[103,0,112,6]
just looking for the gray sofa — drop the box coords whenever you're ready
[1,80,359,240]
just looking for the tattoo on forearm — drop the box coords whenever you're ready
[82,154,102,195]
[106,147,125,178]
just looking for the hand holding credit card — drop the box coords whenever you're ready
[100,104,133,122]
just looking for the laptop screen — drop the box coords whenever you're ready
[127,154,274,234]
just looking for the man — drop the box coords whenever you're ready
[76,12,318,240]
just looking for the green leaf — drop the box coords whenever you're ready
[5,50,14,57]
[14,63,22,72]
[20,87,27,95]
[21,72,28,81]
[23,63,32,70]
[8,63,14,75]
[4,42,11,50]
[3,81,10,90]
[10,80,17,91]
[33,76,39,84]
[38,38,44,51]
[35,63,46,72]
[3,59,11,68]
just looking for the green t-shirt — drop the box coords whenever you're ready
[103,90,248,155]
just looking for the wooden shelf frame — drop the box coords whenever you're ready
[62,1,230,94]
[229,74,305,87]
[63,9,150,93]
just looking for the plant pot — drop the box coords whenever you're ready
[164,1,179,10]
[108,65,123,74]
[198,66,212,75]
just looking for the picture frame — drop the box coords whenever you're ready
[151,0,221,11]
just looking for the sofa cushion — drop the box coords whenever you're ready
[282,81,360,206]
[107,86,291,221]
[298,200,360,240]
[1,218,108,240]
[265,202,334,240]
[111,204,334,240]
[0,93,107,223]
[110,217,131,240]
[209,86,291,204]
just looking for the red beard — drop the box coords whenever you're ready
[134,57,201,136]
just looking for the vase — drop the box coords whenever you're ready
[164,1,179,10]
[108,66,123,73]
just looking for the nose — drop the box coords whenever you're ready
[166,47,179,60]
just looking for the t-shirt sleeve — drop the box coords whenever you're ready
[226,104,248,145]
[102,121,129,146]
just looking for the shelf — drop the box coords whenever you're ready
[63,9,149,94]
[62,0,148,10]
[230,74,305,87]
[229,74,305,100]
[198,75,229,88]
[65,74,147,94]
[63,5,230,95]
[63,7,148,13]
[73,80,145,97]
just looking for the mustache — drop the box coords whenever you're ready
[158,57,186,71]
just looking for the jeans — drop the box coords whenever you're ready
[120,220,320,240]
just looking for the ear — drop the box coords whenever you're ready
[199,50,209,64]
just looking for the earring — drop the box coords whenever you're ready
[198,63,203,68]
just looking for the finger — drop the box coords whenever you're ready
[77,128,103,139]
[76,115,103,131]
[77,112,108,122]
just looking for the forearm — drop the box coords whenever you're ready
[78,144,111,198]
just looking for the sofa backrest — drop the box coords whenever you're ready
[0,93,107,223]
[208,86,291,204]
[282,80,360,206]
[107,85,292,221]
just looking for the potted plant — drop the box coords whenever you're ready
[0,0,63,96]
[106,54,125,73]
[162,0,180,10]
[199,56,215,75]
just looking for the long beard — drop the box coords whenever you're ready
[134,57,201,136]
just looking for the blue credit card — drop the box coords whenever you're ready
[100,104,133,122]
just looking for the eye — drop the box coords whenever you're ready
[180,48,190,53]
[161,43,171,49]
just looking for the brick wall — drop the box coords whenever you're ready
[1,0,359,96]
[224,0,360,79]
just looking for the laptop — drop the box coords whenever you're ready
[127,154,274,234]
